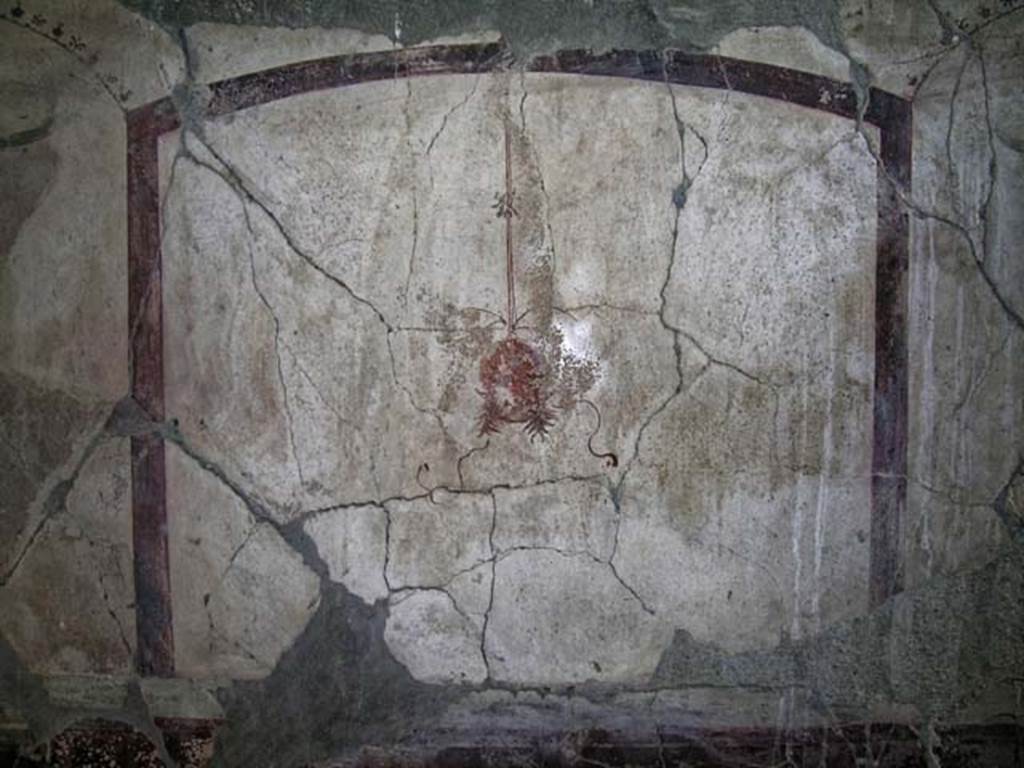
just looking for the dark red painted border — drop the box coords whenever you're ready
[125,43,912,676]
[870,93,913,608]
[126,104,174,677]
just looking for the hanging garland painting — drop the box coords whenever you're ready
[474,117,617,468]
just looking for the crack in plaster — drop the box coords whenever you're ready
[942,50,973,226]
[402,186,419,306]
[2,10,1022,763]
[480,493,498,681]
[299,471,609,524]
[202,587,262,666]
[992,454,1024,544]
[176,136,418,508]
[176,121,394,331]
[400,78,421,309]
[386,549,493,598]
[159,420,333,589]
[855,13,1024,338]
[486,541,656,618]
[455,439,491,489]
[910,2,1024,113]
[949,327,1012,420]
[425,73,481,157]
[517,69,529,134]
[0,415,111,587]
[517,75,560,278]
[218,522,260,584]
[90,540,135,662]
[975,48,999,265]
[612,72,787,495]
[175,149,341,499]
[662,82,779,389]
[384,331,451,442]
[272,332,385,501]
[50,14,1018,734]
[240,207,308,488]
[379,505,395,595]
[864,176,1023,389]
[388,585,475,627]
[375,474,654,681]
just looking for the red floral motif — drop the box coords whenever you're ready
[472,119,614,466]
[477,336,556,440]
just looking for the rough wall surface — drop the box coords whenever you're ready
[1,0,1022,766]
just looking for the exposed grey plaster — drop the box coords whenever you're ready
[116,0,853,63]
[211,583,462,768]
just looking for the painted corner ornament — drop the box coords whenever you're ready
[475,121,617,468]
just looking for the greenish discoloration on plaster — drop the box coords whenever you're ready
[206,544,1024,764]
[117,0,850,61]
[120,0,876,127]
[653,547,1024,721]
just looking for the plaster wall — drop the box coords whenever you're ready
[1,1,1022,765]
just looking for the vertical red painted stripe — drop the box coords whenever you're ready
[870,95,913,608]
[127,104,175,677]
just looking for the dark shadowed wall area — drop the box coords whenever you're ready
[1,0,1022,766]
